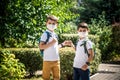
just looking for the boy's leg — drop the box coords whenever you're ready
[52,61,60,80]
[73,67,80,80]
[42,61,51,80]
[79,69,90,80]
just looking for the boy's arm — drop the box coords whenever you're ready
[59,40,76,50]
[81,49,94,71]
[71,43,76,50]
[81,41,94,71]
[58,40,72,48]
[87,49,94,63]
[39,38,57,49]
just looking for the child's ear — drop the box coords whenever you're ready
[56,23,58,26]
[88,29,90,32]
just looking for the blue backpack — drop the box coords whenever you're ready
[38,31,51,57]
[38,31,58,57]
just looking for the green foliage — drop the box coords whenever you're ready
[59,34,78,44]
[1,44,101,79]
[0,50,26,80]
[60,47,75,80]
[89,15,112,61]
[76,0,120,24]
[0,0,78,48]
[108,23,120,61]
[59,34,100,45]
[57,22,77,34]
[0,48,43,76]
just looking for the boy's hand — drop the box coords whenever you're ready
[62,40,69,46]
[81,64,88,71]
[62,40,71,46]
[51,38,57,44]
[65,40,74,47]
[68,40,74,47]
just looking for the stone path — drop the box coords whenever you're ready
[90,63,120,80]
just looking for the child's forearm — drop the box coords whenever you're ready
[39,41,56,49]
[40,38,57,49]
[86,49,94,63]
[71,44,75,50]
[58,43,64,48]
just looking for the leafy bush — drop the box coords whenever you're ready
[59,34,100,45]
[59,34,78,44]
[108,23,120,61]
[0,48,42,77]
[0,34,101,79]
[60,47,75,80]
[89,15,112,61]
[0,50,26,80]
[0,0,78,48]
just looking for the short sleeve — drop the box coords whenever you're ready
[86,40,93,50]
[40,32,47,42]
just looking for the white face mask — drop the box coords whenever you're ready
[47,24,57,31]
[78,32,88,38]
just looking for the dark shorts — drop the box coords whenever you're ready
[73,67,90,80]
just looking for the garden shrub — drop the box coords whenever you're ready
[59,34,78,44]
[0,33,101,79]
[0,48,42,77]
[60,47,75,80]
[0,50,26,80]
[109,23,120,61]
[88,15,112,61]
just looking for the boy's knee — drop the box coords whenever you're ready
[54,78,60,80]
[42,74,50,80]
[42,77,50,80]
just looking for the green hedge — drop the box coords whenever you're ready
[59,34,100,44]
[0,50,26,80]
[0,34,101,79]
[60,47,75,80]
[0,48,42,76]
[0,47,101,79]
[109,24,120,61]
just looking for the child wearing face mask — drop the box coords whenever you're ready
[39,15,67,80]
[69,22,94,80]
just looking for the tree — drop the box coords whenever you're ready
[0,0,77,47]
[76,0,120,24]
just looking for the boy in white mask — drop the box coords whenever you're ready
[39,15,66,80]
[69,22,94,80]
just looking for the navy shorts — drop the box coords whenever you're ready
[73,67,90,80]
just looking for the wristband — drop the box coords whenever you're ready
[61,43,64,47]
[86,62,90,66]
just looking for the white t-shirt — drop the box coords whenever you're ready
[40,30,59,61]
[73,38,93,68]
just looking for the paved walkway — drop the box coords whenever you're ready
[90,63,120,80]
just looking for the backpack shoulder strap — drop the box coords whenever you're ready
[54,33,58,40]
[84,41,90,57]
[75,40,79,50]
[44,31,51,44]
[80,40,90,57]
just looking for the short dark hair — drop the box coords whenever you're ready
[77,22,88,30]
[47,15,59,23]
